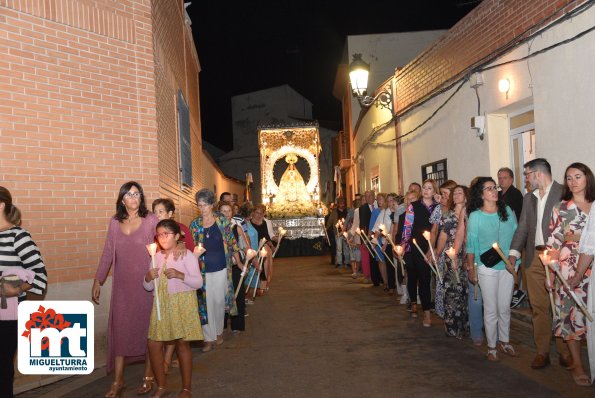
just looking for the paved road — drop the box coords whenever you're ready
[19,256,590,397]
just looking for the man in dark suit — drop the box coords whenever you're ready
[498,167,523,221]
[359,190,381,285]
[508,158,571,369]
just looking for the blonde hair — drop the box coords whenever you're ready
[376,192,388,209]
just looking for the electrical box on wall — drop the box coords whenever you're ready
[471,116,485,129]
[470,72,484,88]
[471,115,485,139]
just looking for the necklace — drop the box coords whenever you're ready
[205,224,214,239]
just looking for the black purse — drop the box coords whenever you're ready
[479,219,502,268]
[480,247,501,268]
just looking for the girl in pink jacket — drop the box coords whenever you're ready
[144,219,203,398]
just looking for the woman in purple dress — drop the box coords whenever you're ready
[92,181,158,397]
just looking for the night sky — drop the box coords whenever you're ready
[188,0,480,151]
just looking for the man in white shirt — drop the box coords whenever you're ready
[508,158,570,369]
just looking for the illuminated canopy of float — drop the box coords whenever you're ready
[259,123,321,203]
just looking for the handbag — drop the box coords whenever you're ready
[480,247,501,268]
[479,218,502,268]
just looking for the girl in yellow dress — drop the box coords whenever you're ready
[144,219,203,398]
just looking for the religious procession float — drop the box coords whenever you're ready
[258,123,328,256]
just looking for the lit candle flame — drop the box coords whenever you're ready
[422,231,431,241]
[146,243,157,256]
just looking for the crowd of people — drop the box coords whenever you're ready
[1,156,594,396]
[326,158,594,387]
[91,185,279,398]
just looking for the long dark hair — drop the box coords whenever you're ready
[467,177,509,221]
[561,162,595,202]
[448,185,469,211]
[0,186,22,226]
[115,181,149,222]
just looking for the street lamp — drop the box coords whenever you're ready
[348,54,393,110]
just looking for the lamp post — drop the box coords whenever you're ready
[349,54,393,110]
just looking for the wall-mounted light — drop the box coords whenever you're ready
[349,54,393,110]
[498,78,510,99]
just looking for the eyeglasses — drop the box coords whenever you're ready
[124,192,141,199]
[482,185,500,192]
[523,170,537,177]
[155,232,175,239]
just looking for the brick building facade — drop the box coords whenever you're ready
[1,0,242,290]
[1,0,244,390]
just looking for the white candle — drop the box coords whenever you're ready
[445,247,460,284]
[546,260,593,322]
[538,250,556,316]
[145,243,161,321]
[413,238,439,281]
[492,242,517,279]
[422,232,442,283]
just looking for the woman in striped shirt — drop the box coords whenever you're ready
[0,186,47,398]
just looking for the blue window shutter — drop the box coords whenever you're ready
[178,90,192,187]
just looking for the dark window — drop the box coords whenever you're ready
[421,159,447,187]
[178,90,192,187]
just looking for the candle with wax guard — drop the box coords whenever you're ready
[146,243,161,321]
[412,238,440,281]
[422,231,442,283]
[235,248,257,299]
[393,245,406,276]
[445,247,461,283]
[538,250,556,316]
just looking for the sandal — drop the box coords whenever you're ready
[422,311,432,327]
[572,373,592,387]
[410,303,418,318]
[151,386,167,398]
[178,388,192,397]
[497,342,517,357]
[104,381,125,398]
[486,349,498,362]
[137,376,154,395]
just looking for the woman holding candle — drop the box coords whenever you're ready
[0,186,47,398]
[430,180,457,318]
[218,200,250,334]
[241,204,262,297]
[572,200,595,384]
[250,204,277,293]
[189,189,242,353]
[144,219,203,398]
[394,190,419,305]
[92,181,160,397]
[372,193,391,292]
[400,179,439,326]
[466,177,518,361]
[436,185,469,339]
[152,197,194,373]
[545,162,594,386]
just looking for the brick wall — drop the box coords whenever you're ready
[0,0,159,284]
[151,0,203,226]
[395,0,587,115]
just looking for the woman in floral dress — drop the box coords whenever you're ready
[546,162,594,387]
[436,185,469,338]
[430,180,457,318]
